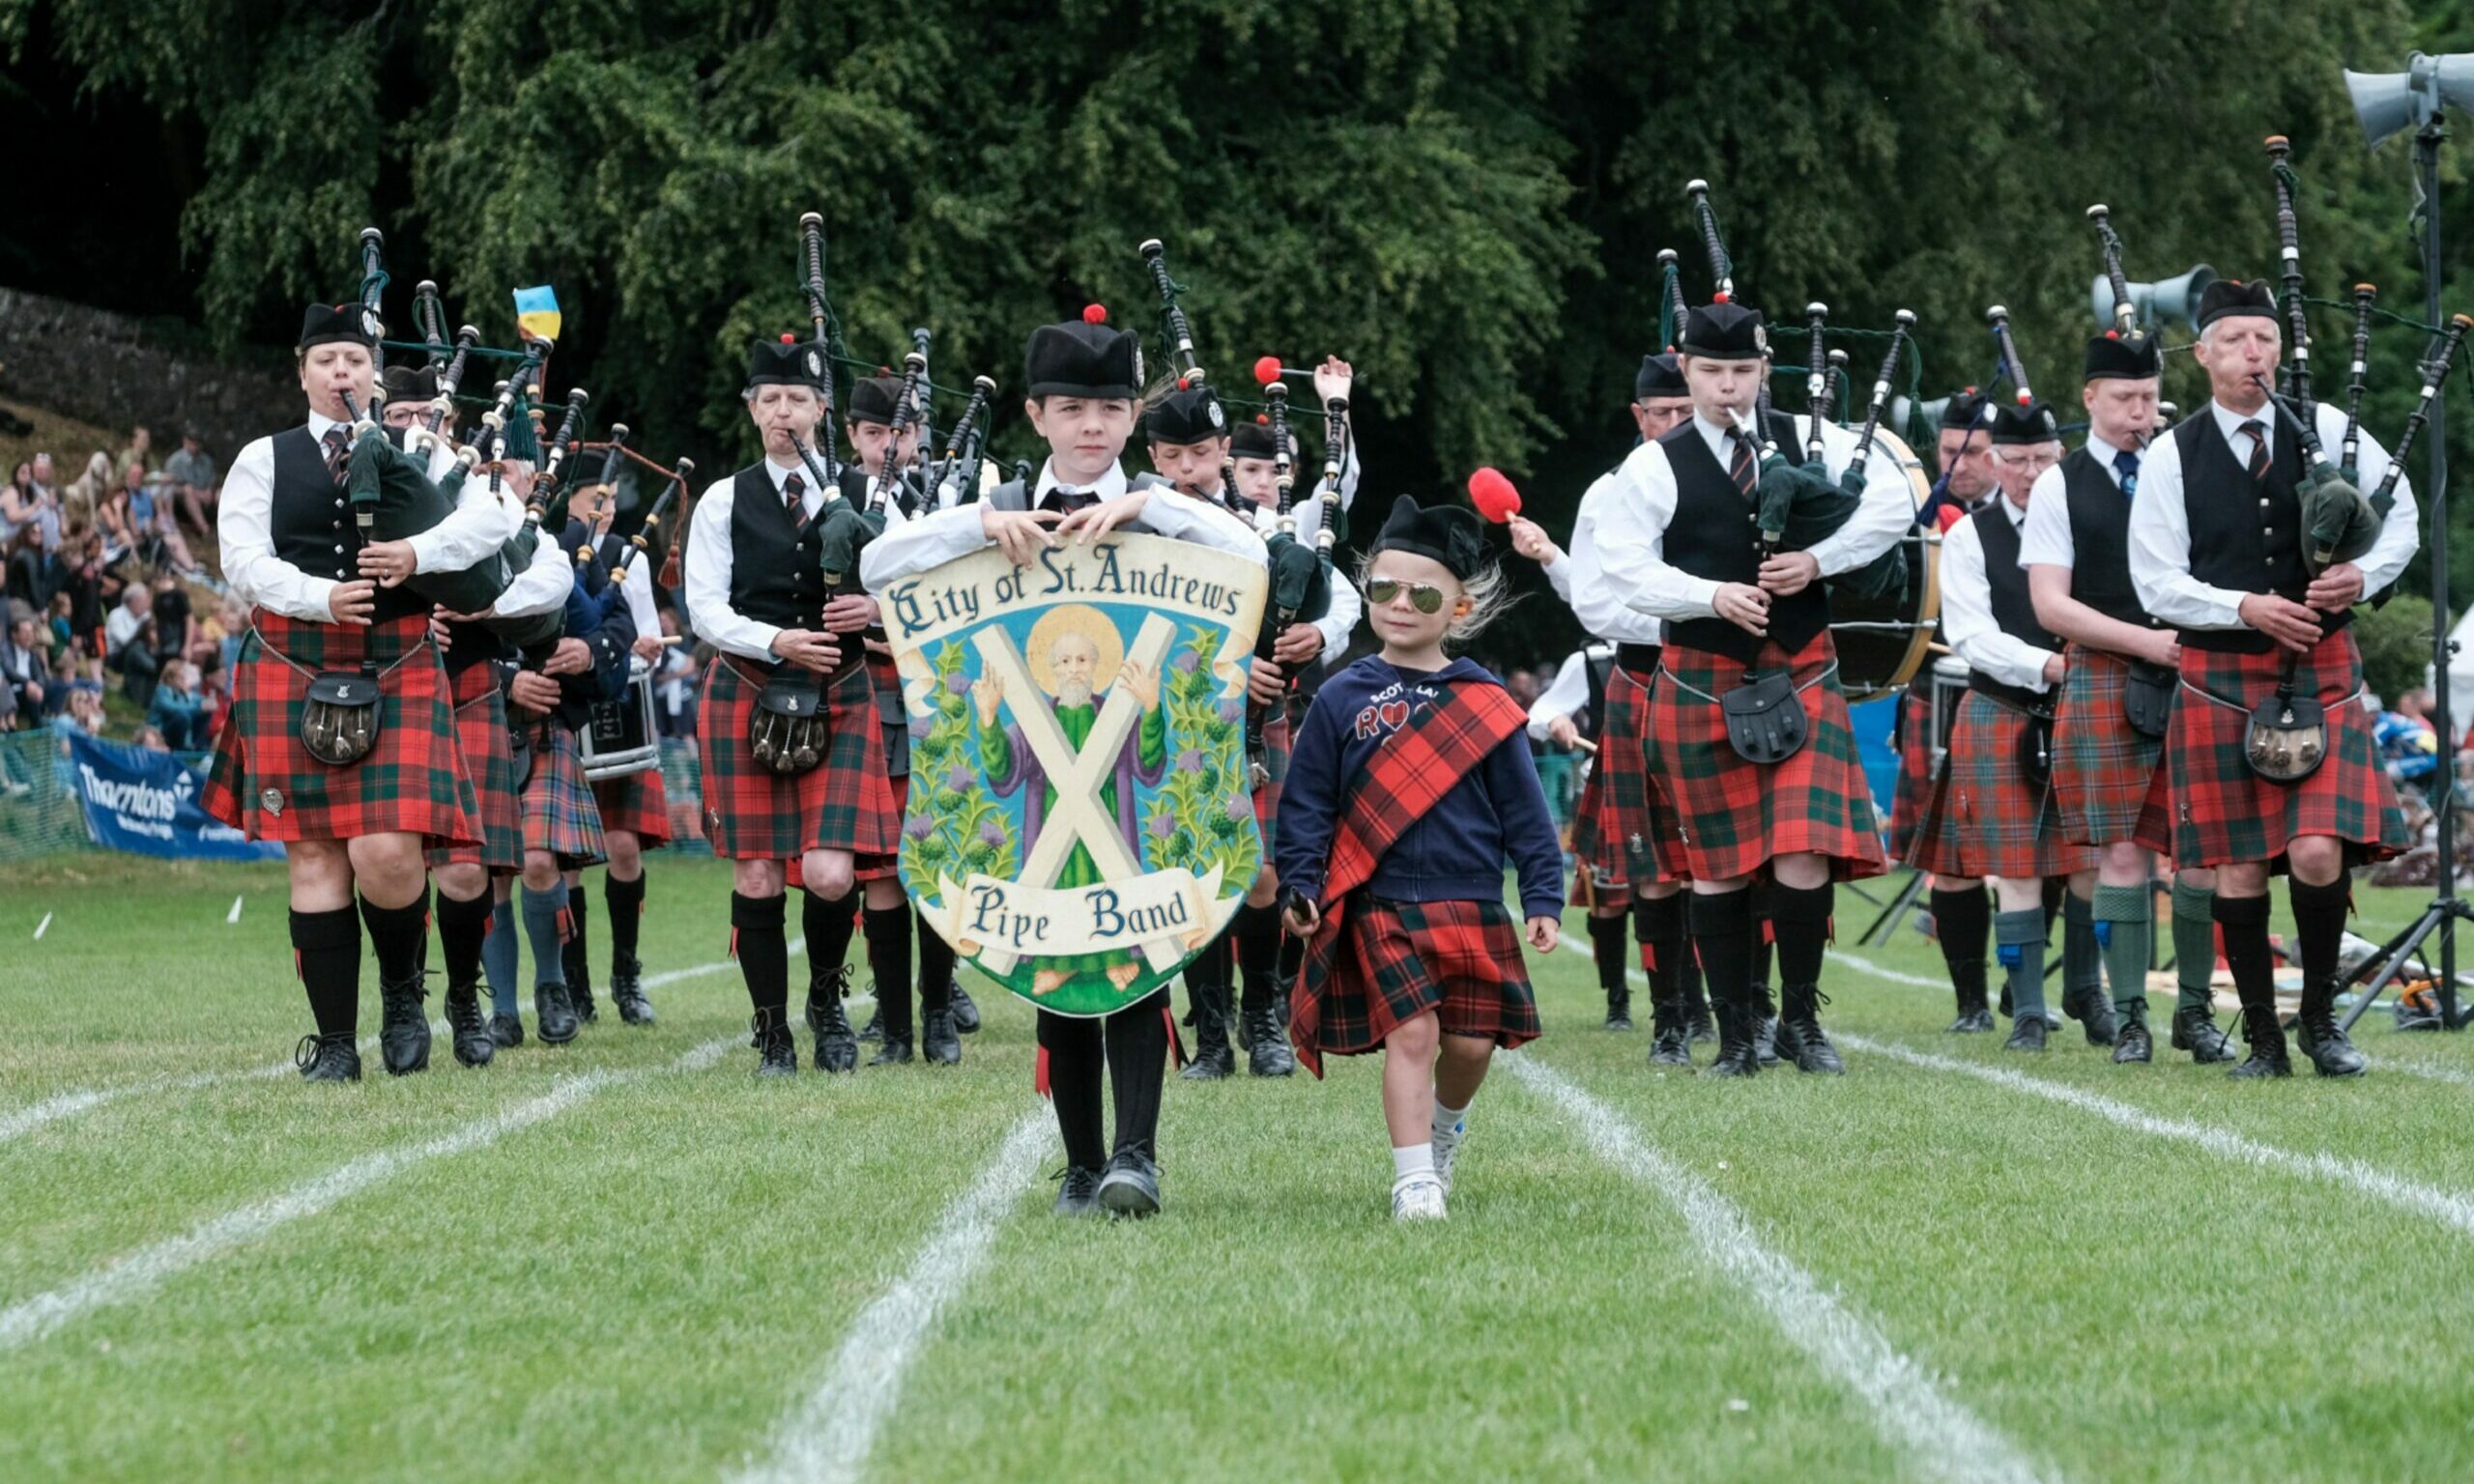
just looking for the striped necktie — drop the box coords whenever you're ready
[322,426,350,487]
[2240,419,2270,482]
[1728,431,1759,499]
[784,471,809,531]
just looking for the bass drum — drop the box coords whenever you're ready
[1828,426,1940,704]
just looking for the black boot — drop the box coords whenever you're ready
[378,973,431,1075]
[1053,1164,1103,1216]
[870,1029,915,1066]
[858,1005,883,1042]
[1605,981,1634,1031]
[2229,1001,2292,1079]
[1708,1003,1761,1078]
[2004,1012,2048,1052]
[1947,970,1994,1033]
[1097,1147,1162,1217]
[922,1010,963,1066]
[445,982,494,1069]
[753,1010,797,1077]
[1647,998,1692,1068]
[295,1033,362,1083]
[490,1012,525,1049]
[1246,1005,1297,1077]
[1752,986,1781,1069]
[806,966,859,1073]
[2113,1013,2153,1065]
[2295,985,2367,1078]
[2172,1006,2239,1065]
[949,984,981,1034]
[1180,979,1236,1081]
[610,951,654,1025]
[1683,964,1715,1044]
[1774,984,1844,1074]
[534,981,580,1045]
[564,887,596,1023]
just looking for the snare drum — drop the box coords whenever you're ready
[1925,654,1970,762]
[1827,427,1942,703]
[581,663,659,782]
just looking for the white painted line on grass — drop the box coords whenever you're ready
[731,1107,1052,1484]
[1828,948,1942,990]
[0,1036,739,1351]
[1835,1033,2474,1239]
[1508,1055,2055,1484]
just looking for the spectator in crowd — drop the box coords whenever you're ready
[210,596,246,674]
[163,429,218,538]
[132,725,169,753]
[147,660,205,751]
[150,568,191,659]
[47,686,102,741]
[115,425,153,485]
[0,603,51,729]
[65,450,113,530]
[193,646,229,743]
[0,462,31,547]
[119,463,198,574]
[43,590,72,660]
[17,455,62,555]
[6,523,52,613]
[93,475,138,568]
[654,608,699,743]
[104,582,159,703]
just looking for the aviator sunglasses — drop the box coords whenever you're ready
[1366,578,1449,614]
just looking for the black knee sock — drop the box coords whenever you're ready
[1587,912,1626,996]
[1637,893,1686,1006]
[359,890,430,987]
[1747,883,1775,1009]
[605,871,645,961]
[914,908,954,1013]
[2213,894,2276,1023]
[1235,900,1283,1016]
[804,886,862,1016]
[2042,874,2066,927]
[1931,885,1991,1011]
[436,888,493,989]
[2289,877,2351,996]
[864,902,914,1035]
[291,905,361,1039]
[1689,890,1756,1013]
[732,891,789,1021]
[1183,931,1231,1026]
[562,883,590,990]
[1106,991,1171,1159]
[1769,881,1832,988]
[1039,1011,1108,1170]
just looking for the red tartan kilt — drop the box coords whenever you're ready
[1907,692,2095,880]
[1644,631,1886,883]
[700,654,902,863]
[590,765,673,845]
[1568,663,1673,891]
[1887,692,1936,860]
[1253,709,1291,843]
[2051,645,2172,852]
[2166,631,2409,870]
[855,775,907,882]
[199,610,477,846]
[1291,896,1539,1067]
[428,662,523,871]
[517,720,605,867]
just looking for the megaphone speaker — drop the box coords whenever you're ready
[2346,68,2423,149]
[2097,265,2219,331]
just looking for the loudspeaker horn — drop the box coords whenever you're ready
[2089,264,2218,331]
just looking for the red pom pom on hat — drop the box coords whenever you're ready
[2015,389,2032,405]
[1082,303,1108,325]
[1255,414,1270,425]
[1176,376,1190,390]
[1467,467,1522,523]
[2105,329,2121,340]
[1254,356,1282,386]
[780,332,796,344]
[1714,291,1733,304]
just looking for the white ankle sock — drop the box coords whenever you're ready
[1392,1143,1435,1183]
[1432,1098,1469,1143]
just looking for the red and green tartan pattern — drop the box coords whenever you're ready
[200,610,478,846]
[589,766,672,845]
[1252,710,1291,851]
[516,719,606,868]
[1569,665,1676,891]
[864,642,906,779]
[2166,632,2409,870]
[1293,896,1539,1065]
[854,775,907,883]
[696,655,902,862]
[1887,692,1936,861]
[1906,692,2095,881]
[427,662,523,871]
[2051,645,2173,853]
[1643,632,1886,884]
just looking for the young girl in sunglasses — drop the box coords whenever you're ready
[1275,496,1563,1220]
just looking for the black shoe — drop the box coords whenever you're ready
[858,1005,883,1042]
[569,959,597,1024]
[445,983,495,1069]
[610,952,654,1025]
[870,1033,914,1067]
[2004,1013,2048,1052]
[949,984,981,1034]
[1775,985,1845,1075]
[1181,990,1236,1081]
[1683,983,1716,1045]
[2171,1007,2239,1065]
[1947,1006,1996,1034]
[2064,985,2118,1046]
[378,974,432,1075]
[1053,1165,1104,1216]
[1753,1016,1780,1068]
[489,1012,525,1049]
[295,1033,362,1083]
[1604,987,1633,1031]
[2114,1014,2153,1065]
[806,967,859,1072]
[2229,1006,2292,1079]
[2296,998,2368,1078]
[753,1011,797,1077]
[1245,1007,1297,1077]
[1709,1005,1760,1078]
[922,1010,963,1065]
[1999,983,2014,1018]
[534,983,580,1045]
[1097,1148,1162,1217]
[1648,999,1693,1068]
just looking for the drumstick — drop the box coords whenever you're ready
[1570,738,1599,756]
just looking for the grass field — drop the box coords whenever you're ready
[6,852,2474,1483]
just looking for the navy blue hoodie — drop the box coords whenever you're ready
[1275,655,1565,921]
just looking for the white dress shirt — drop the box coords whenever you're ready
[220,411,520,621]
[2127,397,2416,631]
[2017,431,2138,571]
[1559,468,1668,644]
[1526,644,1612,741]
[1941,494,2057,693]
[1590,411,1913,622]
[860,457,1266,593]
[683,456,826,663]
[495,528,575,618]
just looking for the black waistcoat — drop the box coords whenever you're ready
[1659,412,1825,665]
[727,464,828,632]
[2175,410,2346,653]
[269,425,425,625]
[1966,500,2061,710]
[1581,646,1616,741]
[2058,446,2152,630]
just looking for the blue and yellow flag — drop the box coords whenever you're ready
[512,285,562,344]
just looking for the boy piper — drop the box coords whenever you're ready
[1915,399,2097,1052]
[1509,350,1712,1058]
[1278,496,1563,1220]
[1591,300,1911,1076]
[862,308,1266,1216]
[683,335,904,1075]
[2128,278,2415,1078]
[203,304,521,1080]
[2024,329,2230,1064]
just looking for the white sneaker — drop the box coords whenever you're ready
[1433,1120,1464,1196]
[1392,1174,1448,1221]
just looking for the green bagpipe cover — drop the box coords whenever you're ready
[2299,462,2387,574]
[819,500,888,585]
[1750,455,1907,602]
